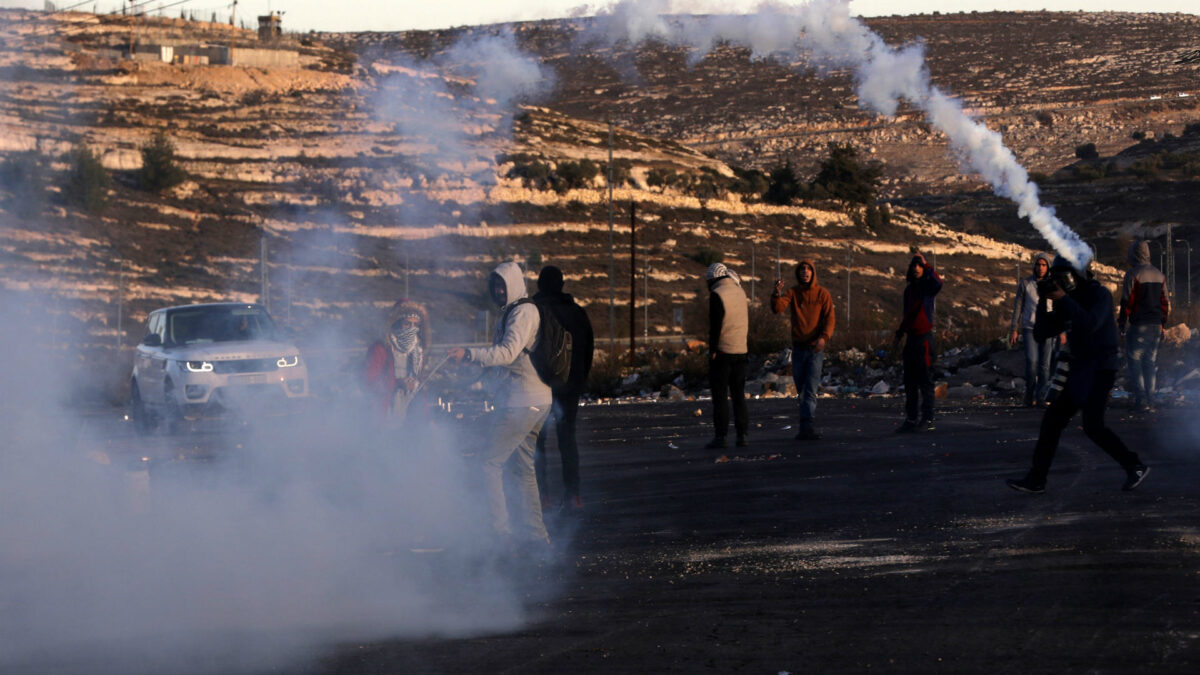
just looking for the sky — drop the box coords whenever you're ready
[3,0,1198,32]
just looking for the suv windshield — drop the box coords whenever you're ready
[165,306,278,346]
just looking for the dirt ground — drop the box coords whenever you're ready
[315,396,1200,674]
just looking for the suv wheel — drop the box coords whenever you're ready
[129,380,155,435]
[163,379,185,435]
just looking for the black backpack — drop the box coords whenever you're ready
[507,297,572,389]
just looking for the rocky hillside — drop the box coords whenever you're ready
[0,8,1185,397]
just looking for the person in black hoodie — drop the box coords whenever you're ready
[533,266,595,512]
[1007,256,1149,494]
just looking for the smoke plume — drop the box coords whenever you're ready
[592,0,1095,270]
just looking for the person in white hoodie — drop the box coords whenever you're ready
[449,262,552,551]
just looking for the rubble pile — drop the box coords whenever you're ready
[595,324,1200,409]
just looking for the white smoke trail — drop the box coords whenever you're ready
[593,0,1094,270]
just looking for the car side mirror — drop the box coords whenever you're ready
[142,334,162,347]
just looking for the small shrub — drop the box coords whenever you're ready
[1074,143,1099,161]
[240,89,268,106]
[1072,164,1105,181]
[505,156,554,190]
[554,158,599,193]
[747,302,791,355]
[731,166,768,198]
[763,161,800,205]
[808,142,881,205]
[862,203,889,230]
[1131,130,1147,141]
[687,248,723,268]
[138,132,185,192]
[1129,154,1163,180]
[65,143,110,213]
[601,159,632,187]
[0,150,47,217]
[646,167,678,191]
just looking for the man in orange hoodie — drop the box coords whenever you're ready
[772,260,835,440]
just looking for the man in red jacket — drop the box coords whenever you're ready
[771,260,835,440]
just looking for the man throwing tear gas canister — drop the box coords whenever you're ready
[1006,256,1149,494]
[447,262,553,554]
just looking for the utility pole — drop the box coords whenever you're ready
[644,256,650,340]
[1166,224,1175,302]
[629,201,636,365]
[607,119,616,349]
[750,242,756,299]
[116,259,125,349]
[846,245,851,331]
[260,234,269,312]
[127,0,135,58]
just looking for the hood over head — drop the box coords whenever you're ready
[1128,240,1151,267]
[537,265,565,294]
[1032,252,1052,277]
[794,260,818,287]
[906,253,928,282]
[490,261,528,307]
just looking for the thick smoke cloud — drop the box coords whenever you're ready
[0,21,559,675]
[591,0,1095,270]
[0,291,528,674]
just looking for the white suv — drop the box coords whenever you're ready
[129,303,309,433]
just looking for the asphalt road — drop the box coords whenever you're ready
[313,396,1200,674]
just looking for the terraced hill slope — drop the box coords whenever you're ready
[2,8,1174,389]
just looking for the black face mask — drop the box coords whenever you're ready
[1038,268,1077,296]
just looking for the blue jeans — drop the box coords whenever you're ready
[1125,324,1161,404]
[1022,328,1055,404]
[791,345,824,427]
[483,405,551,543]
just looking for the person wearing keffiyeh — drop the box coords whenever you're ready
[364,299,429,427]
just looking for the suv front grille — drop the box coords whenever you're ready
[212,358,280,374]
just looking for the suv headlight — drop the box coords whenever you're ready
[277,355,300,368]
[185,360,214,372]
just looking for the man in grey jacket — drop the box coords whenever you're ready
[1009,252,1056,406]
[449,262,552,552]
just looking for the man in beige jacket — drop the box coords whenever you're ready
[705,263,749,449]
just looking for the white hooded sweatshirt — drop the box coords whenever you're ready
[467,262,552,408]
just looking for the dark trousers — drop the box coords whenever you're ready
[710,353,749,439]
[1028,369,1141,484]
[534,392,581,499]
[903,332,935,422]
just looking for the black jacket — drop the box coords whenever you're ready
[1034,279,1121,405]
[532,290,594,395]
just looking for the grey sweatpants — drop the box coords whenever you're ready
[483,405,551,543]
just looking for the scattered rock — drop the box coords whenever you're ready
[1163,323,1193,347]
